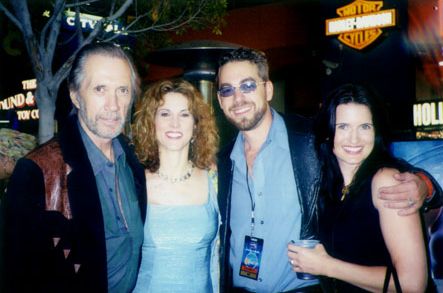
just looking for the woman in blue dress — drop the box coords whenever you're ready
[131,78,220,292]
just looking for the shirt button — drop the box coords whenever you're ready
[259,278,263,282]
[258,192,263,197]
[260,220,264,225]
[109,188,113,193]
[106,162,113,167]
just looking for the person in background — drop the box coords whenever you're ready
[1,42,146,292]
[131,78,220,292]
[215,47,442,293]
[288,84,435,292]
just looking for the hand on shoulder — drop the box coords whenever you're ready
[372,167,401,210]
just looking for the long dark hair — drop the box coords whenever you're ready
[315,83,399,200]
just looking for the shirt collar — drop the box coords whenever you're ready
[268,108,290,151]
[230,107,289,163]
[78,121,125,176]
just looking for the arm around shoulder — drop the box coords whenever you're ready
[410,165,443,212]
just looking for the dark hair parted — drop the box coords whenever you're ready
[315,83,399,200]
[218,47,269,82]
[67,42,140,100]
[132,78,219,172]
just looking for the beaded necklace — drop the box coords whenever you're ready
[156,161,194,184]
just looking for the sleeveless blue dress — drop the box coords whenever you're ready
[133,172,219,293]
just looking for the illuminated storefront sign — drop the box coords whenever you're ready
[0,79,39,122]
[325,0,396,50]
[64,11,124,33]
[413,101,443,128]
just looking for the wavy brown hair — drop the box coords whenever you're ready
[132,78,219,172]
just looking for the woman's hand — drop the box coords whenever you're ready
[287,242,331,276]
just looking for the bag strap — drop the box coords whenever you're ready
[383,266,391,292]
[383,264,403,293]
[391,265,402,293]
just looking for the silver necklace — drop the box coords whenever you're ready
[156,161,194,183]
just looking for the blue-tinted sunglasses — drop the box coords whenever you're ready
[217,80,266,98]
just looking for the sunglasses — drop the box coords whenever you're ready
[217,80,266,98]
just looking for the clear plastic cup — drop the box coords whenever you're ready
[290,239,320,280]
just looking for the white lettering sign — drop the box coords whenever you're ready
[22,79,36,90]
[64,11,123,33]
[16,109,39,121]
[413,102,443,127]
[326,9,396,35]
[0,79,39,121]
[0,92,36,110]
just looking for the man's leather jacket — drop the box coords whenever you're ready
[1,115,147,292]
[217,114,322,292]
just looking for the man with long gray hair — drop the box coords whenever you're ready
[1,42,146,292]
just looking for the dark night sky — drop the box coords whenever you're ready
[320,0,414,138]
[0,0,417,138]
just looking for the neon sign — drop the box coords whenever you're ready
[0,79,39,121]
[325,0,396,50]
[413,101,443,128]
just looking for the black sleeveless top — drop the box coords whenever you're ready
[318,174,391,292]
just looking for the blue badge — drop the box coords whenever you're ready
[239,235,264,280]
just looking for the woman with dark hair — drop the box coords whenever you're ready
[288,84,429,292]
[131,78,220,292]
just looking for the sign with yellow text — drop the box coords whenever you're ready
[325,0,396,50]
[0,79,38,123]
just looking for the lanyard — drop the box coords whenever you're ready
[246,162,255,236]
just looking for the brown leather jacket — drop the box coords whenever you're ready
[1,115,147,293]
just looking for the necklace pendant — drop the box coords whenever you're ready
[341,185,349,201]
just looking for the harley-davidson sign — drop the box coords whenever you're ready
[325,0,396,50]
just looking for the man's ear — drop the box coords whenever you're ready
[69,91,80,109]
[265,81,273,102]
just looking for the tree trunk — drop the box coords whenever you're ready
[35,84,56,144]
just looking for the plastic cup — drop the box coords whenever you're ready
[290,239,320,280]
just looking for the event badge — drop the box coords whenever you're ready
[239,236,264,280]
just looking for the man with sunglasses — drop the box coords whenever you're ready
[215,47,442,293]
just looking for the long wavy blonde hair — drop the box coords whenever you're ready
[132,78,219,172]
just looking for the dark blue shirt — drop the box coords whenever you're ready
[80,126,143,293]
